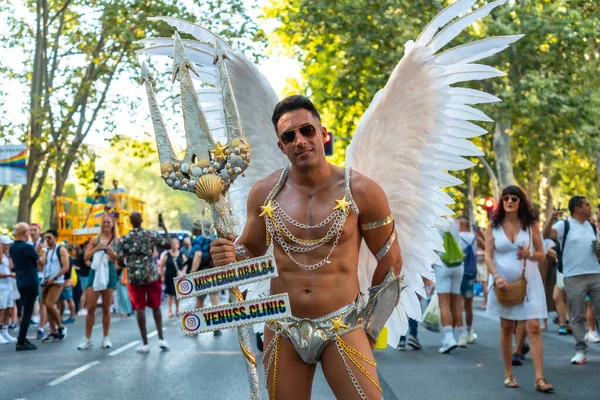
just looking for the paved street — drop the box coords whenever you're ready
[1,297,599,400]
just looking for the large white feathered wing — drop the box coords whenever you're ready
[136,17,289,234]
[346,0,522,346]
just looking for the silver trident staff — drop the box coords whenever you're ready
[141,32,262,400]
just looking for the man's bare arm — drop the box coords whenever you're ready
[353,173,402,286]
[191,251,202,273]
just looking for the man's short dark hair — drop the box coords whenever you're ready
[271,95,321,133]
[457,216,470,222]
[45,229,59,238]
[568,195,586,214]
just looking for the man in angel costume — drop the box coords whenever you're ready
[139,0,521,398]
[212,94,401,399]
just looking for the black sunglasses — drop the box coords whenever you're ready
[502,195,520,203]
[279,124,317,145]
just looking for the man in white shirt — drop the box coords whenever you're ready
[543,195,600,365]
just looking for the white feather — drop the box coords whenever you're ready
[347,1,521,347]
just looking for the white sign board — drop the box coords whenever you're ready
[0,144,27,185]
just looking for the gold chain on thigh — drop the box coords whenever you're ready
[336,336,382,395]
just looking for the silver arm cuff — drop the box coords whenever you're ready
[359,268,402,342]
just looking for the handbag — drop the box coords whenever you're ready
[494,228,530,307]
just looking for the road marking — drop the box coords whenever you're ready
[92,318,123,330]
[108,340,141,357]
[148,327,167,338]
[47,361,100,386]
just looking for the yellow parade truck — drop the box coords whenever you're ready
[56,192,147,245]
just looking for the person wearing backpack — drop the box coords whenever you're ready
[457,216,484,347]
[434,217,465,354]
[543,195,600,365]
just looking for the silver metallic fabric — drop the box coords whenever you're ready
[266,300,364,364]
[359,268,402,342]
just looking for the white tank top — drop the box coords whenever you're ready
[44,246,65,284]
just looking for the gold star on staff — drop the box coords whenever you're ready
[333,196,352,213]
[209,141,229,159]
[259,201,275,218]
[328,314,349,335]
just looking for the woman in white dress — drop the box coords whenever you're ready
[485,186,553,393]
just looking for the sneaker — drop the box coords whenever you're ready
[16,341,37,351]
[58,326,67,340]
[0,334,8,345]
[511,353,523,366]
[36,329,44,340]
[62,318,76,325]
[1,330,17,343]
[158,339,170,351]
[78,337,93,350]
[407,335,422,350]
[438,336,458,354]
[570,352,588,365]
[101,337,112,349]
[8,323,17,330]
[78,309,88,316]
[558,326,567,335]
[458,332,468,348]
[136,344,150,354]
[467,331,478,344]
[585,331,600,343]
[396,336,407,351]
[213,330,222,337]
[42,333,59,343]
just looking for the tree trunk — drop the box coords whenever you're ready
[19,0,48,224]
[492,120,515,190]
[526,168,536,204]
[466,169,475,223]
[541,165,553,223]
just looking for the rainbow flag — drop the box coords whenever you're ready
[92,206,105,219]
[0,144,27,184]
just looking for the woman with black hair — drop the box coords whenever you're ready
[484,186,553,393]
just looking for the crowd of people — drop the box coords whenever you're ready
[0,212,217,353]
[1,186,598,395]
[403,187,600,394]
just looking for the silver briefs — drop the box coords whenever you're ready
[266,299,364,364]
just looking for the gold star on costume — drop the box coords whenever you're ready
[329,314,349,335]
[209,141,229,158]
[332,196,352,213]
[260,201,275,218]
